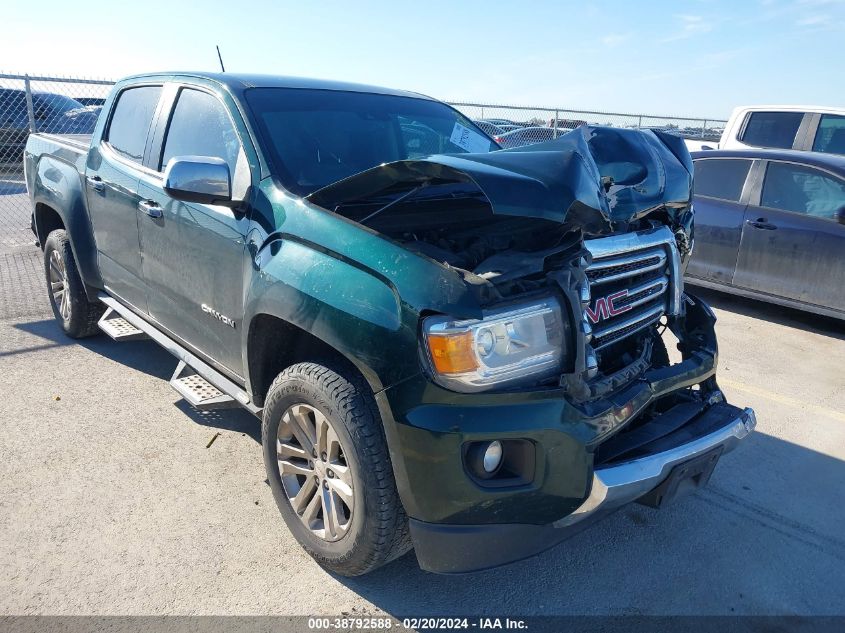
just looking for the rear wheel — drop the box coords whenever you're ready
[43,229,104,338]
[262,362,411,576]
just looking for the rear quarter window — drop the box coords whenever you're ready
[693,158,752,202]
[105,86,162,163]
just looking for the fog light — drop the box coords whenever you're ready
[482,441,503,473]
[464,439,535,486]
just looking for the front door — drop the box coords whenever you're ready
[137,86,252,376]
[733,160,845,312]
[85,85,163,311]
[687,157,754,283]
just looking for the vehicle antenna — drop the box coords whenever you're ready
[216,45,226,73]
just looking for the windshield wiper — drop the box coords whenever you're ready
[359,183,428,225]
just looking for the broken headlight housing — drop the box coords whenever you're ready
[422,298,565,392]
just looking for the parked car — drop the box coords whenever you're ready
[549,118,588,131]
[74,97,106,107]
[472,119,520,137]
[483,118,524,128]
[25,72,754,576]
[472,119,504,137]
[1,89,97,164]
[715,105,845,154]
[494,126,561,148]
[687,149,845,319]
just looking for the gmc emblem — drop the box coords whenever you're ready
[585,289,632,324]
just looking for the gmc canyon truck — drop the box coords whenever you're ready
[24,72,756,576]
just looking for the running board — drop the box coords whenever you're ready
[97,294,261,416]
[98,307,149,341]
[170,361,238,410]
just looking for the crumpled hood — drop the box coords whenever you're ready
[306,125,694,233]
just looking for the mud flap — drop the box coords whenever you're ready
[636,446,723,509]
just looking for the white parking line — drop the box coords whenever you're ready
[720,378,845,423]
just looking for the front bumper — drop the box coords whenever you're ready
[409,404,756,574]
[375,294,755,573]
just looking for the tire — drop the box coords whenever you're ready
[262,362,411,576]
[43,229,104,339]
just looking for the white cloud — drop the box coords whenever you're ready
[797,13,830,25]
[600,33,631,47]
[660,14,714,42]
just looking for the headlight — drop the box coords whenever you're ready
[422,298,565,392]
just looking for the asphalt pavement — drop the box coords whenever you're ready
[1,237,844,616]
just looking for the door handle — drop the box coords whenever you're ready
[86,176,105,192]
[138,200,163,218]
[746,218,777,230]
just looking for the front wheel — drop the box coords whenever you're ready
[262,362,411,576]
[43,229,104,338]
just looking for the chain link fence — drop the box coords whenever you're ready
[450,102,726,147]
[1,73,113,253]
[0,72,726,255]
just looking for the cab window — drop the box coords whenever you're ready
[105,86,162,163]
[740,112,803,149]
[159,88,241,174]
[812,114,845,155]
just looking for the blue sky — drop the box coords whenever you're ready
[3,0,843,118]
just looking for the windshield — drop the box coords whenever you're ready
[244,88,496,196]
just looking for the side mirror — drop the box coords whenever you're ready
[837,206,845,225]
[163,156,234,206]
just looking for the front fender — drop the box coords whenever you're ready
[243,236,422,393]
[30,151,102,292]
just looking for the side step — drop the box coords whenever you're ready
[97,294,261,416]
[98,307,149,341]
[170,361,238,411]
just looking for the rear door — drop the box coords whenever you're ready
[136,84,254,376]
[733,160,845,312]
[85,84,163,311]
[686,157,755,283]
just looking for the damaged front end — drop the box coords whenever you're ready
[307,125,697,405]
[336,125,757,573]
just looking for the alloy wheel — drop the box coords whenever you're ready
[276,403,354,542]
[48,249,70,321]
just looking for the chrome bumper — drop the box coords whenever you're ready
[555,407,757,528]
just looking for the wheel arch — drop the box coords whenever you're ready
[245,313,381,408]
[33,202,65,246]
[30,157,103,297]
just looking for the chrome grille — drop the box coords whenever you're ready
[583,227,682,352]
[586,250,666,285]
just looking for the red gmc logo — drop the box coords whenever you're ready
[585,289,632,324]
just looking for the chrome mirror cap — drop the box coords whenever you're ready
[163,156,233,206]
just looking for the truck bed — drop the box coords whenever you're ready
[35,133,92,152]
[25,133,91,185]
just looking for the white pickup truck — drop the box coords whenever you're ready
[687,105,845,154]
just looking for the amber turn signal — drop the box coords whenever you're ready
[427,332,478,374]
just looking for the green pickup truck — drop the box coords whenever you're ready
[24,72,755,576]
